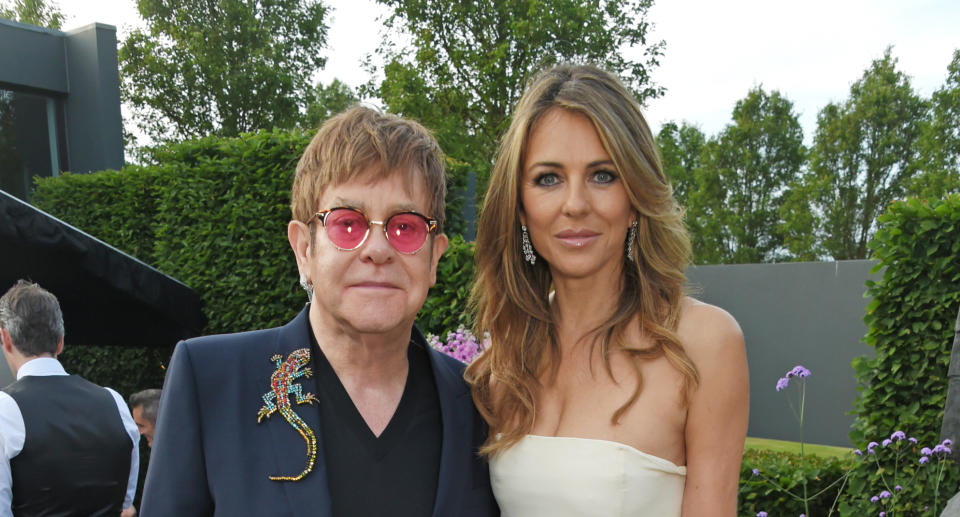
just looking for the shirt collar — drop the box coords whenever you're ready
[17,357,67,380]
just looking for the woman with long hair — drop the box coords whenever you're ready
[466,64,749,516]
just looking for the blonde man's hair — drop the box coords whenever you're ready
[291,106,447,231]
[465,64,697,456]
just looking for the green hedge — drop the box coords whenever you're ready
[848,194,960,510]
[420,234,475,336]
[739,448,853,516]
[852,196,960,446]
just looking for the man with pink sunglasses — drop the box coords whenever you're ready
[141,107,499,517]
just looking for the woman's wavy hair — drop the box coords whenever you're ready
[465,64,698,456]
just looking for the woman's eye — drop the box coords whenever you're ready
[593,170,617,184]
[535,173,560,186]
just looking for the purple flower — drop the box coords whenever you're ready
[854,449,863,456]
[880,513,886,517]
[919,456,930,464]
[757,512,767,517]
[921,447,933,456]
[894,485,902,491]
[882,439,892,447]
[867,441,879,451]
[908,437,918,444]
[752,468,759,476]
[944,439,953,447]
[776,377,789,391]
[879,490,891,499]
[429,327,487,364]
[933,444,947,455]
[787,365,811,378]
[890,430,906,441]
[870,495,880,503]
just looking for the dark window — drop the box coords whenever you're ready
[0,89,66,201]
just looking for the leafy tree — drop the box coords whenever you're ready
[120,0,329,141]
[303,78,358,129]
[910,49,960,198]
[656,121,705,207]
[367,0,666,186]
[804,48,927,260]
[0,0,63,28]
[688,87,805,264]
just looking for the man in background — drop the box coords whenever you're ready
[129,389,161,448]
[0,280,139,517]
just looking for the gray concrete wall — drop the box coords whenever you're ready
[687,260,879,447]
[0,18,123,177]
[0,19,67,93]
[63,23,124,173]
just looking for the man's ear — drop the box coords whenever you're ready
[428,233,449,287]
[54,336,64,357]
[287,220,311,279]
[0,328,13,354]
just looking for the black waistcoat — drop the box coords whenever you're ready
[3,375,132,517]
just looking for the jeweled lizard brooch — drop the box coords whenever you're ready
[257,348,318,481]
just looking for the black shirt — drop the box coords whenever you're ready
[310,330,442,517]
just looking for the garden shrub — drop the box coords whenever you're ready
[846,194,960,511]
[32,166,160,261]
[418,235,476,336]
[739,448,853,516]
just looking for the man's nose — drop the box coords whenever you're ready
[360,221,394,263]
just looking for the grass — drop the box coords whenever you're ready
[745,436,853,458]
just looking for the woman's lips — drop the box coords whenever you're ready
[555,231,599,248]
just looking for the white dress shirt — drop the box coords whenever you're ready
[0,357,139,516]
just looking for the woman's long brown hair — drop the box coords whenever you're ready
[464,64,699,456]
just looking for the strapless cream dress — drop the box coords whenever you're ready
[489,435,686,517]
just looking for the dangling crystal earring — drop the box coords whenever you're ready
[299,274,313,301]
[626,220,638,262]
[521,225,536,265]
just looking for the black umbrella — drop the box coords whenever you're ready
[0,189,205,348]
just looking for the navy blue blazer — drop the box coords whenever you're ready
[140,308,498,517]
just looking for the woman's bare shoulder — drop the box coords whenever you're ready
[677,296,744,360]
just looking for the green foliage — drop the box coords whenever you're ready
[911,49,960,199]
[418,235,475,336]
[120,0,329,141]
[148,130,311,334]
[803,48,928,260]
[847,195,960,510]
[32,166,160,260]
[0,0,64,29]
[739,448,853,516]
[838,434,957,516]
[655,121,705,209]
[368,0,665,191]
[303,78,359,130]
[662,87,806,265]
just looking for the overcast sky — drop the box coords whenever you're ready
[58,0,960,143]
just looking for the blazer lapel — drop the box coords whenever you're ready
[261,307,333,517]
[426,347,473,517]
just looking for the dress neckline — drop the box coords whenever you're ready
[522,434,686,472]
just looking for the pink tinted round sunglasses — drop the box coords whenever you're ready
[315,207,438,254]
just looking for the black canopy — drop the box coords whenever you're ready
[0,189,205,348]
